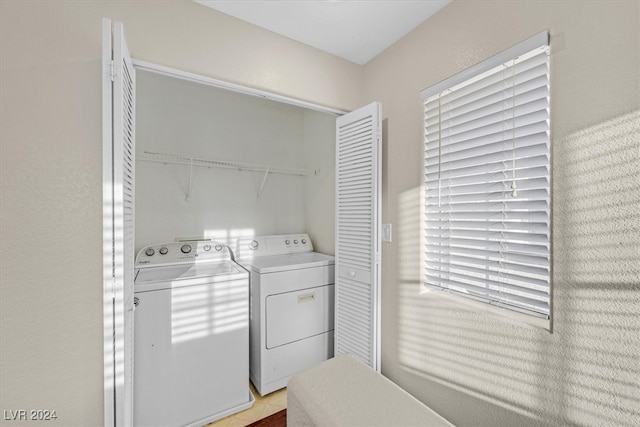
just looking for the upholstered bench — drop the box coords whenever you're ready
[287,354,453,426]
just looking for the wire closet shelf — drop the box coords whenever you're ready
[138,150,316,202]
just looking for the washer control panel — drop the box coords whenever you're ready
[236,233,313,259]
[135,241,230,267]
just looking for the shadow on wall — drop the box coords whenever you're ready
[395,111,639,426]
[202,228,255,247]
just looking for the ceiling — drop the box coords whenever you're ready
[194,1,451,65]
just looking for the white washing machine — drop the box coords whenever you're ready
[235,233,335,396]
[134,241,254,427]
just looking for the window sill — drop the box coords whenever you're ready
[419,286,552,332]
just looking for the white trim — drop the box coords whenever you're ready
[420,31,549,100]
[132,59,347,116]
[112,20,137,426]
[102,17,115,427]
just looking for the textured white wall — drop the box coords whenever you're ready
[303,110,337,256]
[0,2,360,426]
[363,1,639,426]
[135,70,336,253]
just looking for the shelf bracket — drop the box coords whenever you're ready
[186,159,193,203]
[257,166,271,200]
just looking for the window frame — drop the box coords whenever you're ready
[420,31,552,323]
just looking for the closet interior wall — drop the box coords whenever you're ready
[135,70,336,254]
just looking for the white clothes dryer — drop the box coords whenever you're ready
[133,241,253,427]
[235,234,335,396]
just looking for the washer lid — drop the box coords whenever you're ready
[238,252,334,274]
[135,261,242,284]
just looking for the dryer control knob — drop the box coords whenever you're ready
[285,240,290,245]
[159,247,168,255]
[203,244,212,251]
[293,240,298,245]
[215,244,223,251]
[145,248,155,257]
[301,239,307,244]
[181,244,192,254]
[250,240,259,250]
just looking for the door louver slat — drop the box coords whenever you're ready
[104,19,136,426]
[335,102,381,371]
[335,277,373,366]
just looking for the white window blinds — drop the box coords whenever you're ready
[421,32,551,319]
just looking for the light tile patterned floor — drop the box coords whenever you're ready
[206,383,286,427]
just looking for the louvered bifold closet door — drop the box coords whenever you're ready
[112,20,136,427]
[335,102,381,371]
[422,32,550,318]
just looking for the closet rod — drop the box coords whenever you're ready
[138,151,315,176]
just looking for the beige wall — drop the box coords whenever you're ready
[2,0,639,426]
[0,1,360,426]
[363,1,639,426]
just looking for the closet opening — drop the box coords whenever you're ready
[134,61,341,256]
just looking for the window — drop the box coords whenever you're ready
[421,32,551,319]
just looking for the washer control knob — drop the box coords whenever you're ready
[285,240,290,245]
[215,244,223,251]
[203,244,212,252]
[293,239,298,245]
[145,248,155,257]
[301,239,307,244]
[159,247,168,255]
[250,240,259,250]
[180,244,192,254]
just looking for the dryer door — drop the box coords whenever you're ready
[266,284,334,349]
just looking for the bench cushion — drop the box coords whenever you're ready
[287,354,453,427]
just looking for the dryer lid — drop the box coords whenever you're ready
[238,252,334,274]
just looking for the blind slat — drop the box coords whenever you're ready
[423,35,550,319]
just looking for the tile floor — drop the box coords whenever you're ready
[206,383,286,427]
